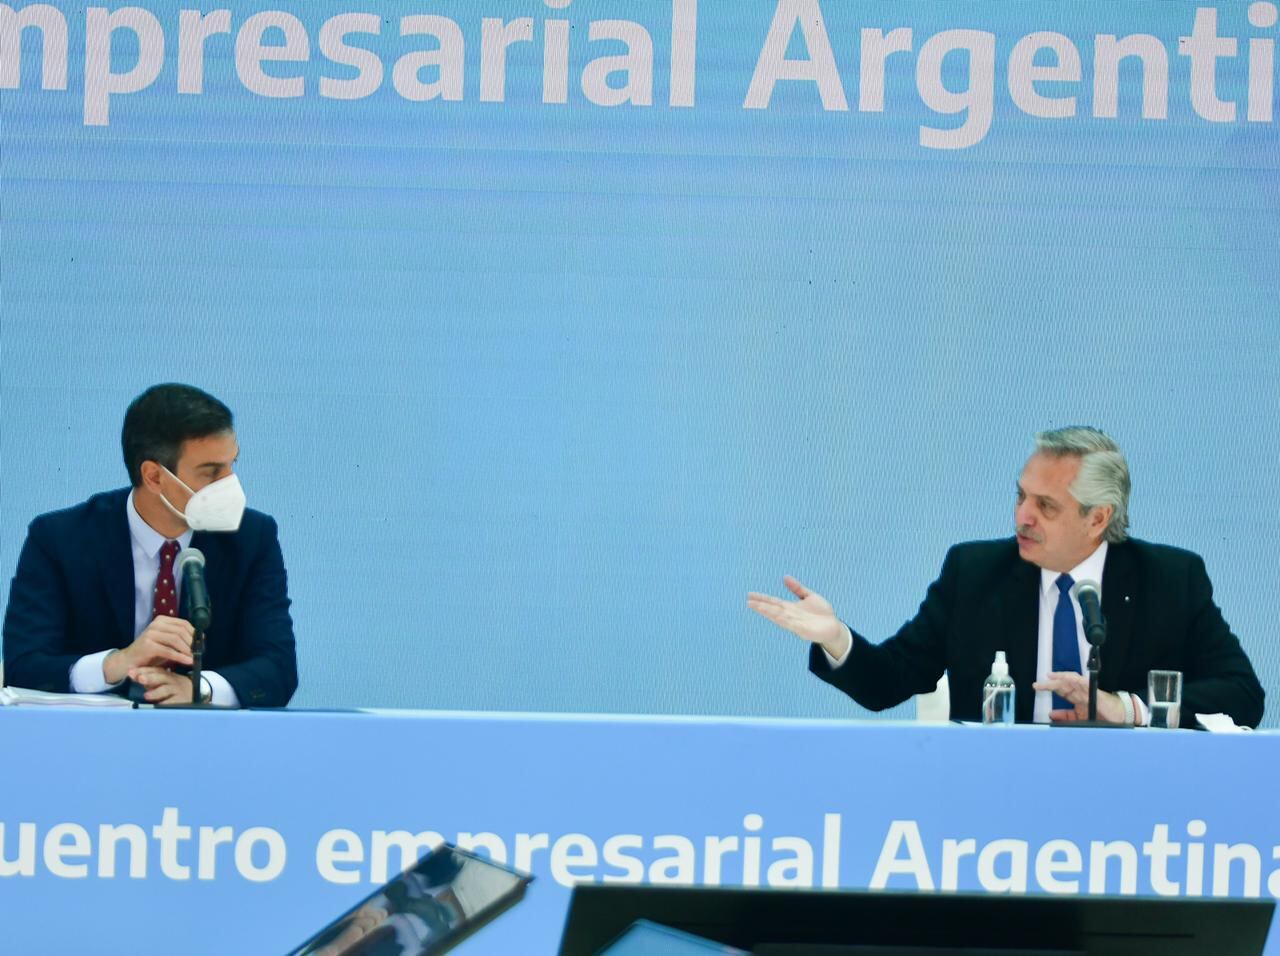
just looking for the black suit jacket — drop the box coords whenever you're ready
[810,538,1264,727]
[2,488,298,707]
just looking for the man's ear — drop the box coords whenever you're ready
[138,460,164,494]
[1088,504,1114,539]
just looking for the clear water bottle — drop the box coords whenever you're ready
[982,651,1015,725]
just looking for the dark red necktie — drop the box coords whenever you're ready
[153,540,180,619]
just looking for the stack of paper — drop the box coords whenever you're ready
[0,686,133,708]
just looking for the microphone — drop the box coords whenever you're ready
[176,547,212,633]
[1071,579,1106,647]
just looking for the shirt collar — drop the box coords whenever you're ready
[127,489,193,559]
[1039,539,1109,598]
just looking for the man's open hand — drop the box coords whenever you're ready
[1034,671,1129,724]
[748,576,851,659]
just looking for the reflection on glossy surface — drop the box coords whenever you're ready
[292,847,529,956]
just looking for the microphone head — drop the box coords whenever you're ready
[1071,578,1106,646]
[176,547,206,572]
[1071,579,1101,603]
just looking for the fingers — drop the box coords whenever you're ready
[747,598,806,638]
[748,578,825,609]
[130,667,167,692]
[746,599,786,624]
[137,646,193,669]
[145,616,195,647]
[133,618,195,666]
[748,598,807,637]
[151,635,194,666]
[1033,672,1088,701]
[783,576,811,599]
[1043,678,1127,724]
[1045,671,1086,684]
[1037,675,1089,722]
[147,686,177,703]
[130,668,194,704]
[747,591,796,627]
[150,681,194,704]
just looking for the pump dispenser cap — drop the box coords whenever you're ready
[992,651,1009,678]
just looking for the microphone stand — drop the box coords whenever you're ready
[156,550,225,710]
[1086,642,1100,723]
[1057,619,1114,728]
[180,549,212,707]
[190,628,206,706]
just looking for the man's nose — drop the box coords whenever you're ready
[1015,501,1033,526]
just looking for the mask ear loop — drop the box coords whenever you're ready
[157,465,195,524]
[159,464,197,497]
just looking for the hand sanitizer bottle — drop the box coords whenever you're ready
[982,651,1015,725]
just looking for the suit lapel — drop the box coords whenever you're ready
[1100,541,1136,687]
[101,491,136,645]
[1001,556,1040,720]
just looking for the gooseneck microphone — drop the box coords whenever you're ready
[1071,579,1106,646]
[176,547,212,633]
[1070,578,1106,723]
[176,547,211,706]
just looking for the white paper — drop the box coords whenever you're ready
[0,686,134,708]
[1195,712,1252,733]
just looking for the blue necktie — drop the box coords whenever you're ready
[1052,573,1081,710]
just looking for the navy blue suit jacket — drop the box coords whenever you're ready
[2,488,297,707]
[810,538,1264,728]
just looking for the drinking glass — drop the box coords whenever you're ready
[1147,670,1183,729]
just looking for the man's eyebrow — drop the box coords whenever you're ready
[1017,482,1058,507]
[194,450,239,471]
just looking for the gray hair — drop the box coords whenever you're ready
[1033,426,1131,543]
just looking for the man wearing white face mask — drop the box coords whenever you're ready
[1,383,298,707]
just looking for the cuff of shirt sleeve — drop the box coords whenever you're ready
[1132,693,1149,727]
[202,670,240,708]
[70,650,126,694]
[823,625,854,669]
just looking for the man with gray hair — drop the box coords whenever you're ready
[749,426,1263,727]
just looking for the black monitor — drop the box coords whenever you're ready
[559,885,1273,956]
[598,919,750,954]
[288,844,532,956]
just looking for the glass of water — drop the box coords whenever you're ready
[1147,670,1183,728]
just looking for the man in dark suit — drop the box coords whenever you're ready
[2,383,297,707]
[748,427,1263,727]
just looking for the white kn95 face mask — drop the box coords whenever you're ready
[159,466,246,532]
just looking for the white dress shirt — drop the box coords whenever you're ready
[1033,541,1107,723]
[826,539,1145,724]
[68,491,240,706]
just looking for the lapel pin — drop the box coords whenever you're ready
[1124,595,1130,603]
